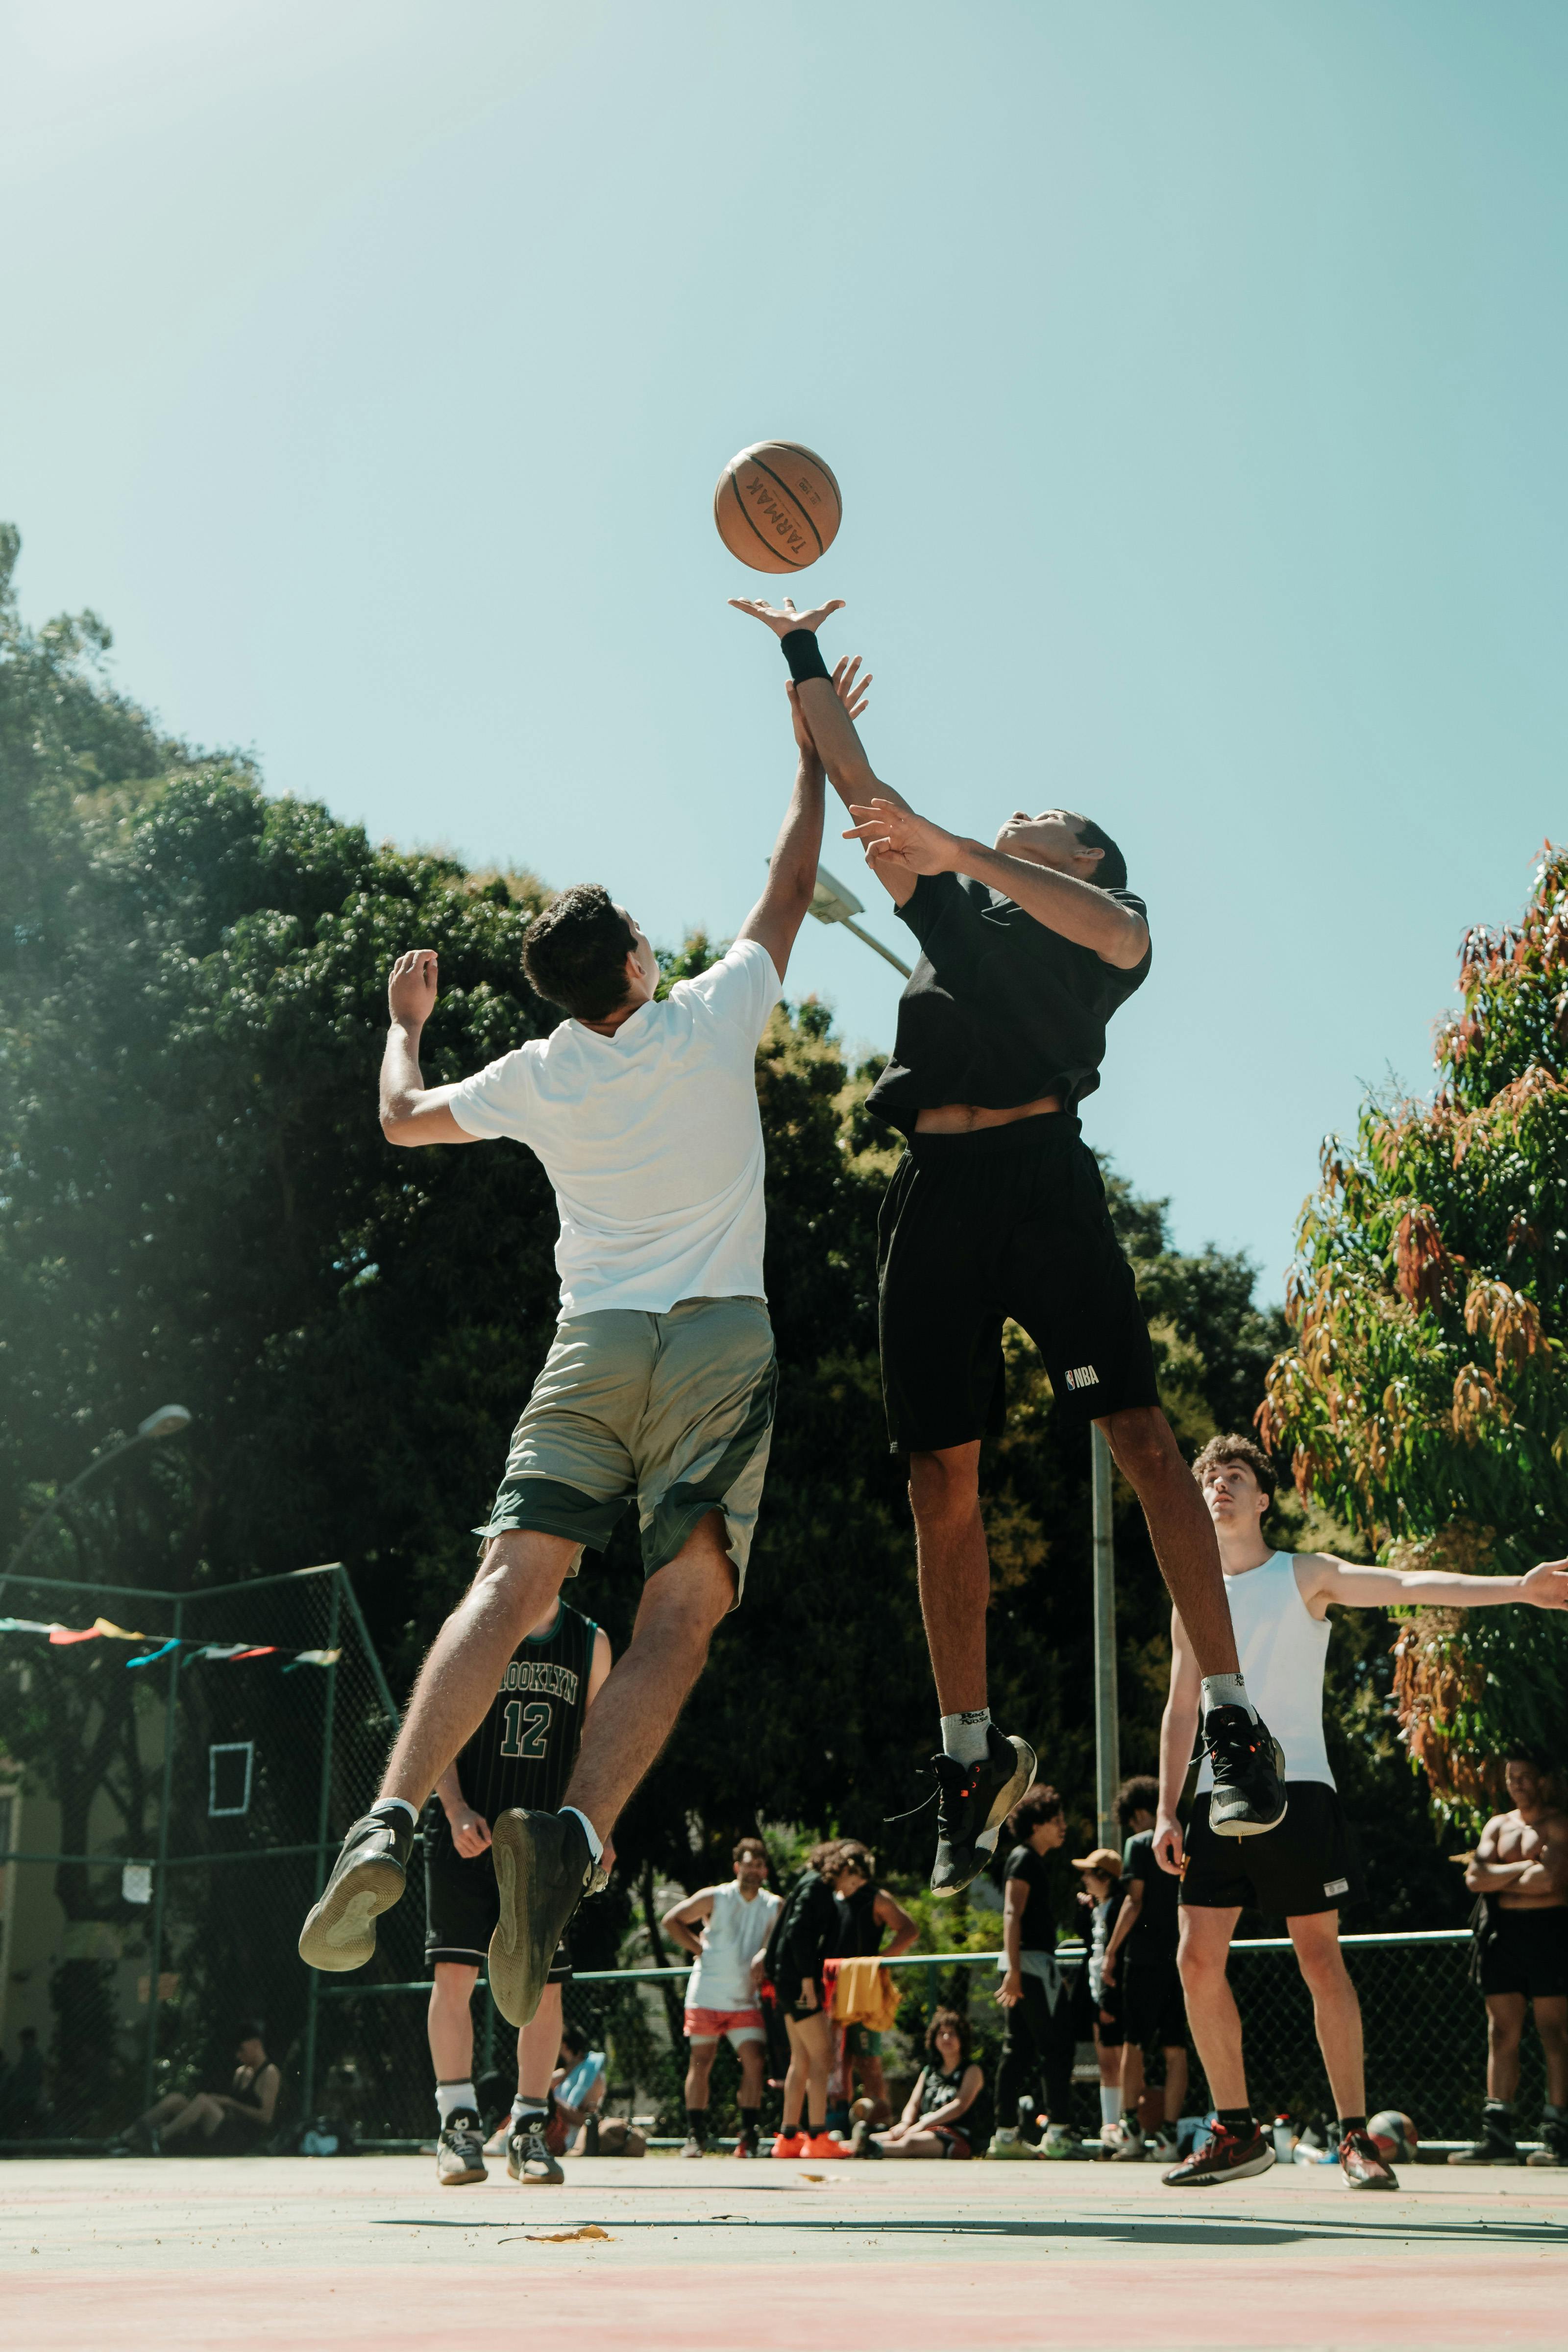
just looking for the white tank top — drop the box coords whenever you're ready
[1195,1551,1334,1793]
[685,1880,782,2011]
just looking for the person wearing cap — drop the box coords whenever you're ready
[1101,1778,1186,2162]
[1071,1843,1129,2147]
[990,1785,1077,2158]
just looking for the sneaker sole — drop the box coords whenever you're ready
[1342,2170,1398,2190]
[1207,1741,1288,1839]
[296,1855,404,1971]
[438,2165,488,2186]
[931,1735,1037,1898]
[1163,2143,1276,2187]
[488,1812,552,2027]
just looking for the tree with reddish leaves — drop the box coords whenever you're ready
[1259,847,1568,1819]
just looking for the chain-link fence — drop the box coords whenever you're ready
[304,1925,1531,2156]
[0,1563,402,2146]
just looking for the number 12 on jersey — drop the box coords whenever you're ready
[500,1698,551,1760]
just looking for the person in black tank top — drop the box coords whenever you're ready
[850,2008,982,2160]
[833,1840,917,2128]
[423,1599,611,2187]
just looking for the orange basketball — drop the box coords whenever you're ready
[713,440,842,573]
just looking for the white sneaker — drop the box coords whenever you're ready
[988,2127,1037,2160]
[436,2110,488,2186]
[1040,2124,1076,2160]
[1149,2127,1179,2163]
[680,2133,707,2159]
[508,2122,564,2185]
[1109,2117,1146,2163]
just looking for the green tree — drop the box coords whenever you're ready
[1259,846,1568,1817]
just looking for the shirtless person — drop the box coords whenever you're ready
[1155,1434,1568,2192]
[662,1837,783,2158]
[1451,1756,1568,2167]
[731,595,1285,1896]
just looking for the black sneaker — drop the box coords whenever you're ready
[1161,2124,1276,2187]
[1204,1709,1288,1838]
[488,1809,592,2026]
[508,2121,564,2185]
[297,1807,413,1971]
[1447,2112,1520,2165]
[930,1729,1036,1897]
[1340,2128,1398,2190]
[436,2108,488,2187]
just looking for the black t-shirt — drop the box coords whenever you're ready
[1124,1830,1179,1959]
[450,1601,597,1821]
[1004,1845,1058,1954]
[835,1879,883,1958]
[864,870,1152,1133]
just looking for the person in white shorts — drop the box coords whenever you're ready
[299,646,869,2032]
[1157,1434,1568,2195]
[662,1836,783,2157]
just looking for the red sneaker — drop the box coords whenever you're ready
[802,2132,845,2158]
[1340,2129,1398,2190]
[1161,2125,1276,2187]
[771,2131,806,2159]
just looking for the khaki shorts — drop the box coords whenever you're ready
[477,1296,776,1599]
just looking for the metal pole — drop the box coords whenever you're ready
[142,1600,184,2109]
[1090,1426,1120,1850]
[301,1573,343,2122]
[840,916,912,978]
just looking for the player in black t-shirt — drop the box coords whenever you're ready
[1101,1775,1187,2163]
[732,595,1286,1897]
[990,1785,1078,2157]
[425,1597,610,2190]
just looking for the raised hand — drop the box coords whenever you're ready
[843,797,956,878]
[787,655,872,756]
[388,949,439,1028]
[730,592,846,638]
[1521,1559,1568,1609]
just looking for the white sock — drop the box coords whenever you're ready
[436,2080,477,2125]
[1200,1673,1256,1723]
[373,1796,418,1828]
[940,1709,992,1766]
[560,1805,603,1864]
[512,2094,546,2125]
[1100,2087,1120,2128]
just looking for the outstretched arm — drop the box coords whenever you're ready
[734,694,825,983]
[1303,1554,1568,1615]
[380,953,479,1146]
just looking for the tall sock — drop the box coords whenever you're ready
[1121,2109,1144,2134]
[940,1709,992,1766]
[511,2092,547,2127]
[686,2106,709,2145]
[738,2106,761,2145]
[373,1796,418,1829]
[436,2080,477,2126]
[1099,2087,1120,2128]
[1200,1674,1257,1723]
[559,1805,604,1864]
[1336,2113,1367,2141]
[1216,2106,1255,2138]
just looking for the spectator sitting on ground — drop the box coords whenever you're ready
[850,2009,982,2159]
[550,2025,608,2153]
[123,2020,279,2154]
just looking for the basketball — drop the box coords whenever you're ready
[713,440,842,573]
[1368,2109,1418,2163]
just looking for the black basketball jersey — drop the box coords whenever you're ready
[453,1601,598,1821]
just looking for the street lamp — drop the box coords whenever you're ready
[806,863,912,977]
[5,1405,194,1577]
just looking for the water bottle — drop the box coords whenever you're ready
[1273,2114,1293,2161]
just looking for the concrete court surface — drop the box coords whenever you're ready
[6,2153,1566,2352]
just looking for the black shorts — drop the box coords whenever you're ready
[1479,1907,1568,2001]
[1120,1953,1186,2048]
[423,1807,572,1981]
[876,1116,1159,1453]
[1179,1783,1353,1918]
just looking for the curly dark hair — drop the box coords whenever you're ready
[521,883,637,1022]
[1115,1775,1159,1829]
[1005,1782,1063,1842]
[925,2006,972,2066]
[1191,1431,1278,1501]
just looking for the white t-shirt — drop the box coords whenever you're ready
[1195,1551,1335,1793]
[686,1879,783,2013]
[448,938,783,1318]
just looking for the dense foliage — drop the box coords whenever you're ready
[1260,847,1568,1814]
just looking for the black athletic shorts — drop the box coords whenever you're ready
[1179,1783,1353,1918]
[422,1805,572,1981]
[876,1114,1160,1453]
[1479,1907,1568,2000]
[1120,1953,1186,2048]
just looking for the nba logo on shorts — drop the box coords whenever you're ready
[1324,1878,1349,1898]
[1064,1365,1100,1392]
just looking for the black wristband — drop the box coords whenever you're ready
[780,628,831,685]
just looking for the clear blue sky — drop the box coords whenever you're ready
[5,1,1566,1292]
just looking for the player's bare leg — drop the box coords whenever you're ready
[427,1960,487,2186]
[1095,1408,1239,1677]
[508,1984,565,2184]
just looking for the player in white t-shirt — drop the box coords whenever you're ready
[300,634,869,2032]
[1155,1433,1567,2196]
[662,1836,784,2156]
